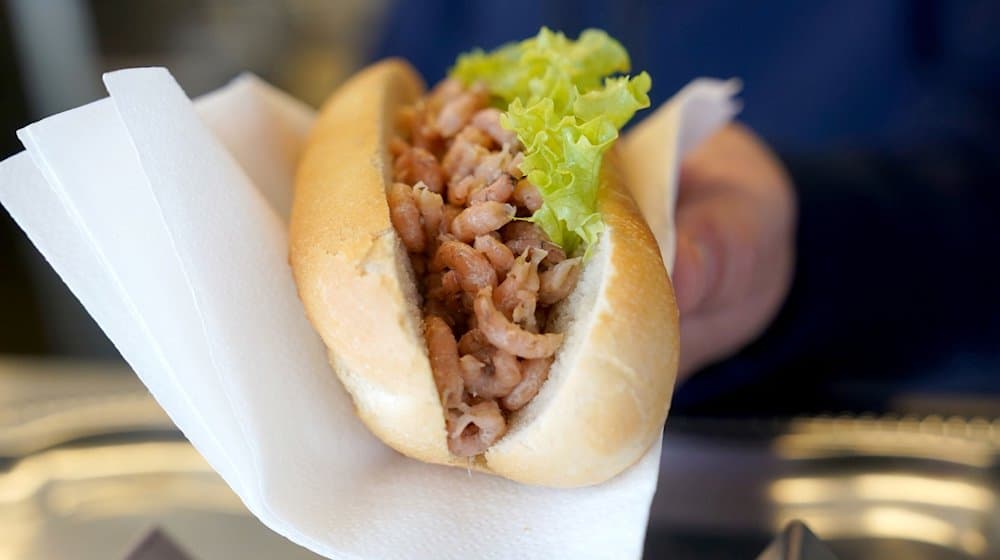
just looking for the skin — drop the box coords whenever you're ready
[671,124,797,380]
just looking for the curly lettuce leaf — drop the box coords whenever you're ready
[450,28,650,255]
[452,28,631,106]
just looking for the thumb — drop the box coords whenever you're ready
[673,188,765,317]
[672,229,720,316]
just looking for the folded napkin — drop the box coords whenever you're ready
[0,68,737,560]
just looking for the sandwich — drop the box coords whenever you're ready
[290,28,678,487]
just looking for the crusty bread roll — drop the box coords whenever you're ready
[290,59,679,487]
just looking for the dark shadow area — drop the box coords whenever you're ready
[0,1,46,354]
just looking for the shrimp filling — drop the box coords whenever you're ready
[388,79,583,457]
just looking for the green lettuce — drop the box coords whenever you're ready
[450,28,651,255]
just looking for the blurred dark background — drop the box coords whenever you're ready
[0,0,386,357]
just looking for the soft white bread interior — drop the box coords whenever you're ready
[290,59,679,487]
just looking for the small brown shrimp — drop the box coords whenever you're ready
[488,349,523,396]
[511,291,539,333]
[457,328,489,356]
[412,182,443,247]
[427,78,464,111]
[455,125,494,149]
[469,174,515,205]
[463,349,522,399]
[394,146,444,193]
[503,221,566,263]
[436,84,488,137]
[460,291,476,313]
[424,315,464,408]
[448,175,485,206]
[412,119,445,157]
[432,241,498,293]
[388,136,410,157]
[539,257,583,305]
[395,107,417,137]
[440,205,463,236]
[458,354,486,387]
[512,179,543,212]
[506,238,567,265]
[470,108,518,147]
[502,220,545,241]
[473,234,515,276]
[474,287,563,359]
[427,270,461,300]
[446,400,507,457]
[387,183,425,252]
[441,270,461,295]
[507,151,526,177]
[450,202,516,243]
[501,357,553,411]
[494,247,545,319]
[473,150,511,185]
[442,139,489,186]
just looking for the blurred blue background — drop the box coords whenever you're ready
[372,0,999,154]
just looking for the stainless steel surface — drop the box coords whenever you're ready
[124,529,195,560]
[756,521,840,560]
[0,357,323,560]
[650,416,1000,559]
[2,357,1000,559]
[0,357,170,457]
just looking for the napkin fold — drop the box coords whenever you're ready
[0,68,736,560]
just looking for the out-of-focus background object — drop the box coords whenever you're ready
[0,359,325,560]
[755,521,840,560]
[1,0,386,357]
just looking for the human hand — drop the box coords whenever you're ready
[672,123,796,380]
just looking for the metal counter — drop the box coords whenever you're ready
[2,357,997,559]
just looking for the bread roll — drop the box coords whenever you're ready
[290,59,679,487]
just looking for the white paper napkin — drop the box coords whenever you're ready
[0,68,736,560]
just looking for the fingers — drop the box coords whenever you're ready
[674,190,760,315]
[670,123,797,378]
[673,232,716,315]
[672,191,772,378]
